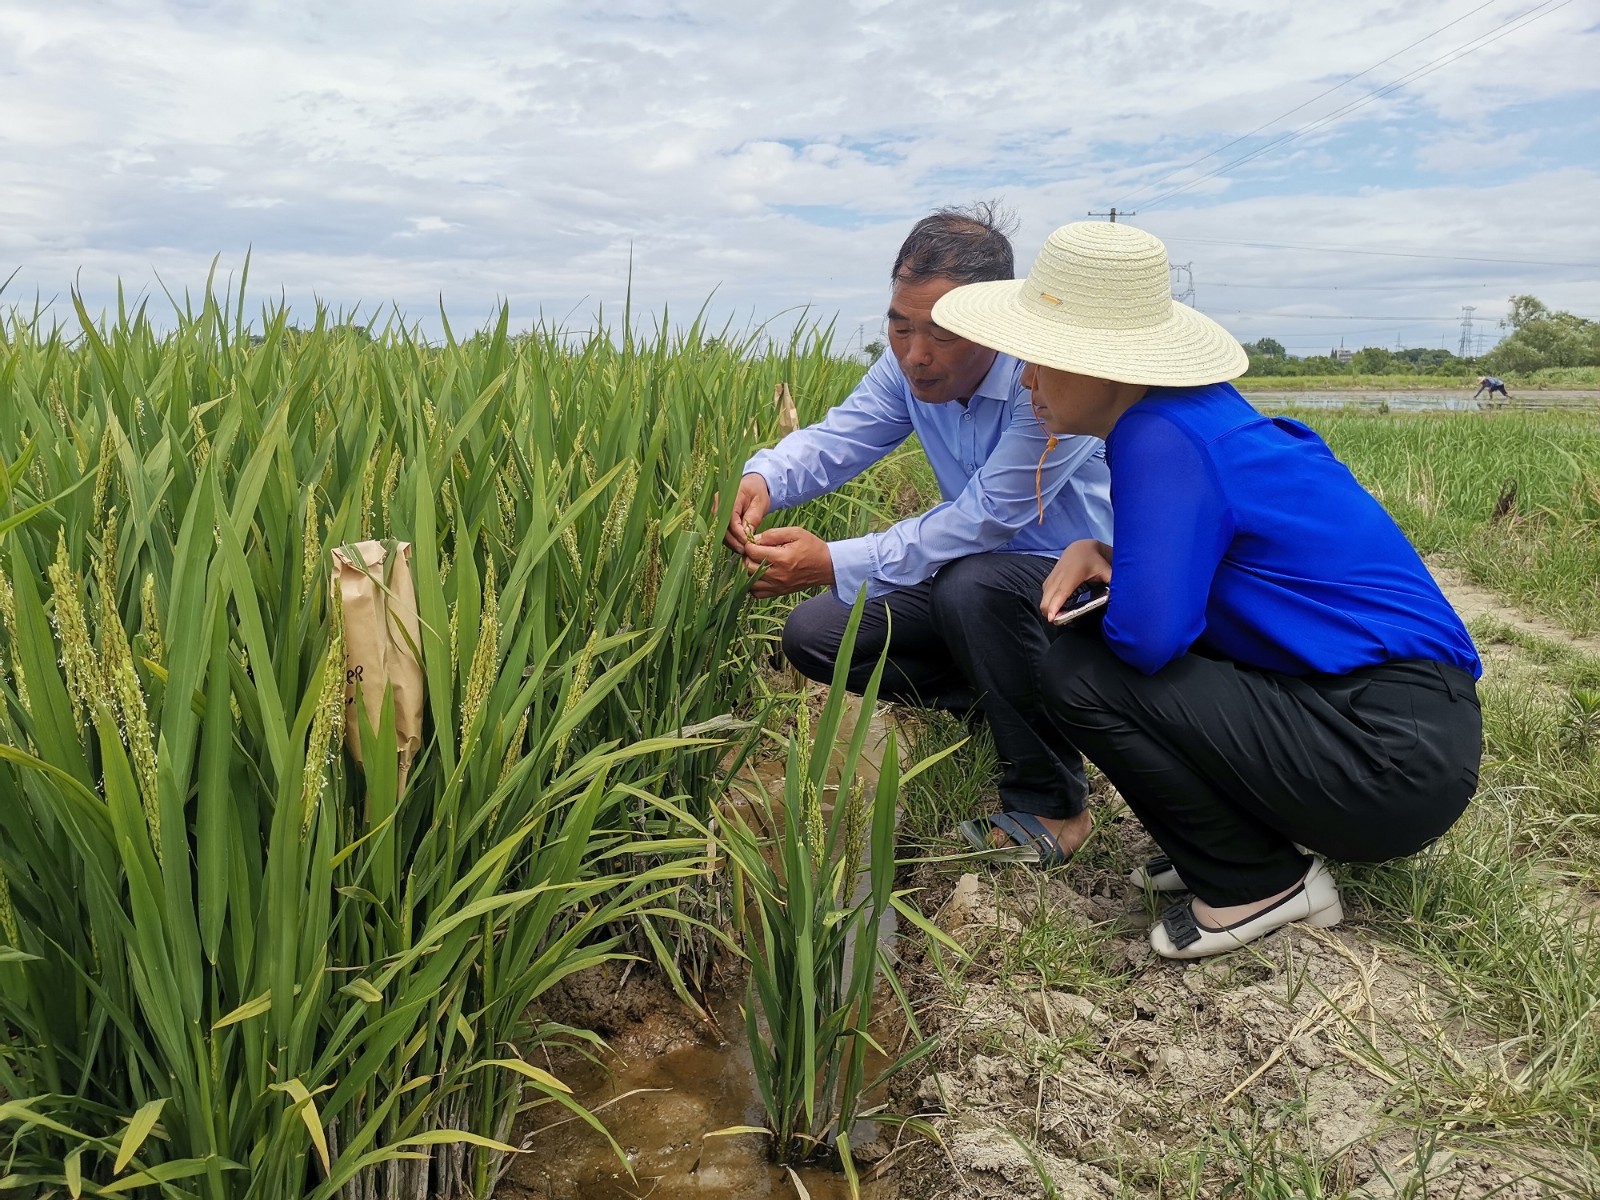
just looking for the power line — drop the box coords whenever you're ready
[1135,0,1575,212]
[1208,311,1472,320]
[1211,308,1597,320]
[1265,331,1468,342]
[1199,280,1583,291]
[1117,0,1501,211]
[1163,235,1600,269]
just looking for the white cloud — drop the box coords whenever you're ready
[1,0,1596,348]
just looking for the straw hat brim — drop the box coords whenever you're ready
[932,278,1249,388]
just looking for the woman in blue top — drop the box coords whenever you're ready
[932,222,1482,959]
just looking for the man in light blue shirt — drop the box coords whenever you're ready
[725,205,1114,857]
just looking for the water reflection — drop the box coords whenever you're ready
[1246,389,1600,413]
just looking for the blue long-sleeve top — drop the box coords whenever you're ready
[744,351,1114,602]
[1102,383,1481,678]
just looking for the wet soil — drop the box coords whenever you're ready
[500,969,895,1200]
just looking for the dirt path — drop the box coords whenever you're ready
[1428,557,1600,660]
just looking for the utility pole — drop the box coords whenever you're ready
[1087,207,1135,222]
[1170,262,1195,306]
[1458,306,1476,357]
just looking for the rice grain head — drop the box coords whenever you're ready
[561,524,583,580]
[0,575,31,717]
[380,450,402,535]
[552,629,598,774]
[597,463,637,569]
[489,708,531,833]
[842,775,871,885]
[47,532,103,730]
[640,518,662,618]
[300,496,321,606]
[300,591,346,839]
[140,573,165,668]
[90,425,117,533]
[460,555,500,745]
[358,453,377,540]
[96,511,163,864]
[495,473,517,539]
[190,408,211,471]
[497,709,530,789]
[0,862,18,948]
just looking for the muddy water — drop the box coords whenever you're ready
[1246,387,1600,412]
[503,990,895,1199]
[499,701,900,1200]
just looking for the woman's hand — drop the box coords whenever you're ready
[1041,539,1113,622]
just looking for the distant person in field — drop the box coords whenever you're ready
[1474,375,1511,400]
[933,220,1483,959]
[725,203,1113,867]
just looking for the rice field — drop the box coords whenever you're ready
[3,288,1598,1199]
[0,291,891,1196]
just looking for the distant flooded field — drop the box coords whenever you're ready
[1249,387,1600,412]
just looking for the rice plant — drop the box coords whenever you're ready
[0,280,890,1196]
[719,598,958,1189]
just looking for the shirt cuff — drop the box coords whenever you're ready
[828,535,882,603]
[740,452,789,511]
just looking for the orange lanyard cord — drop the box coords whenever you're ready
[1035,435,1059,525]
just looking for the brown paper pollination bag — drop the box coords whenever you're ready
[331,540,424,793]
[775,381,799,438]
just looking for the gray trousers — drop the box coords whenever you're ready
[781,553,1089,819]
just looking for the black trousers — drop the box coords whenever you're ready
[1044,629,1482,905]
[782,553,1089,819]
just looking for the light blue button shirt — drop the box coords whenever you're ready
[744,351,1114,602]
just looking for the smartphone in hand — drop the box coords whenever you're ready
[1049,580,1109,626]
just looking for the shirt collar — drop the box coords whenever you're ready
[966,352,1021,406]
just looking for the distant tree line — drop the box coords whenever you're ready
[1240,295,1599,377]
[1483,296,1600,374]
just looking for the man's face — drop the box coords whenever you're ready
[887,276,998,404]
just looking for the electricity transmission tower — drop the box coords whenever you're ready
[1170,262,1195,306]
[1458,306,1476,357]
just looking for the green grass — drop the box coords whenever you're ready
[897,710,997,847]
[1286,408,1600,636]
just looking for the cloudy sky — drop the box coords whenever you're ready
[3,0,1597,355]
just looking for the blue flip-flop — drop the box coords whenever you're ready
[957,811,1071,869]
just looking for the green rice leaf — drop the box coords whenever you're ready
[112,1097,166,1175]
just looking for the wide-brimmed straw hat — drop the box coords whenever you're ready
[930,221,1248,387]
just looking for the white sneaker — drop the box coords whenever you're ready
[1149,858,1342,960]
[1128,854,1186,892]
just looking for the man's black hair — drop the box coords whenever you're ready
[891,201,1018,287]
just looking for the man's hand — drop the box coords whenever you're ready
[1041,539,1113,622]
[724,472,772,552]
[741,526,835,598]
